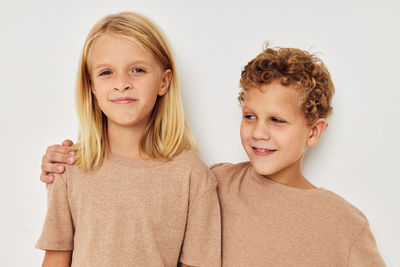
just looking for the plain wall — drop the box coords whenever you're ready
[1,0,399,265]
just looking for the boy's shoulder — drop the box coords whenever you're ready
[314,188,368,228]
[210,161,251,183]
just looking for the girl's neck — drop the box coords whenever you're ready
[107,121,147,160]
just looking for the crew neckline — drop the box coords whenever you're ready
[248,163,323,195]
[105,152,168,169]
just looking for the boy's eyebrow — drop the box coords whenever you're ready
[241,104,253,112]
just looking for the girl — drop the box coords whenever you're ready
[36,12,221,267]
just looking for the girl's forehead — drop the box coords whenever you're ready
[89,33,157,67]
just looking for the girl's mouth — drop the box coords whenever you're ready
[111,97,137,104]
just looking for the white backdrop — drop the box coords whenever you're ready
[1,0,399,266]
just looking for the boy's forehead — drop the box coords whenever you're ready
[242,82,303,112]
[245,82,301,99]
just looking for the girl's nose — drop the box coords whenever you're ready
[114,75,132,91]
[252,122,271,141]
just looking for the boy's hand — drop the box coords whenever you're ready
[40,139,75,183]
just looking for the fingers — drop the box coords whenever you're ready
[46,144,74,156]
[41,159,67,174]
[40,171,54,183]
[43,149,75,165]
[40,142,76,184]
[62,139,74,147]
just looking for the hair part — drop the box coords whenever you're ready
[239,44,335,124]
[73,12,197,170]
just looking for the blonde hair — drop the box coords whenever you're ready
[73,12,197,170]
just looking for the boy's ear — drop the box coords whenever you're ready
[158,69,172,96]
[307,118,327,147]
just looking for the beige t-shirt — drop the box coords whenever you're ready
[36,151,221,267]
[211,162,385,267]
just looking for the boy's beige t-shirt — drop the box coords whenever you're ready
[211,162,385,267]
[36,151,221,267]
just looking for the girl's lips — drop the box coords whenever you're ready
[252,146,277,156]
[111,97,137,104]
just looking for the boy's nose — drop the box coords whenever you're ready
[252,122,271,140]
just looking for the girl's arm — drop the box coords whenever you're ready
[40,140,75,183]
[42,250,72,267]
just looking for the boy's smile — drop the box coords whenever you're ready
[252,147,277,156]
[240,81,323,188]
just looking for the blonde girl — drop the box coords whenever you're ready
[36,12,221,267]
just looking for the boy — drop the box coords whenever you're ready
[39,46,385,266]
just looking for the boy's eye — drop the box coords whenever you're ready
[271,117,286,123]
[99,70,112,76]
[244,114,256,120]
[132,67,145,73]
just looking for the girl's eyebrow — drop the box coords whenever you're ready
[93,60,154,71]
[93,64,110,71]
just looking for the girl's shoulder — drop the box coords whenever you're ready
[171,150,217,192]
[170,150,210,171]
[53,162,94,185]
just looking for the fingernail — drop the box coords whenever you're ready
[57,166,64,172]
[67,157,74,164]
[48,176,54,182]
[69,151,75,155]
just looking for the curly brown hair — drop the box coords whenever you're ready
[239,45,335,124]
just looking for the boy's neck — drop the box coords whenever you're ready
[269,174,316,189]
[264,160,316,189]
[107,121,146,160]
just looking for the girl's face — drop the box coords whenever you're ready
[90,33,171,132]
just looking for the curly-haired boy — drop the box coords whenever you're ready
[211,46,385,266]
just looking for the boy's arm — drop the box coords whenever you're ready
[42,250,72,267]
[348,221,386,266]
[40,139,75,183]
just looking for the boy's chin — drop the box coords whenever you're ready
[250,161,277,177]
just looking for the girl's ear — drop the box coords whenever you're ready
[307,118,327,147]
[91,83,97,96]
[158,69,172,96]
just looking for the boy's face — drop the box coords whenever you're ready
[240,81,316,180]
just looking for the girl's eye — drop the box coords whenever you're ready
[132,67,145,73]
[99,70,112,76]
[271,117,286,123]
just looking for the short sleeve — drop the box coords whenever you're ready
[179,172,221,267]
[36,171,74,251]
[348,221,386,266]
